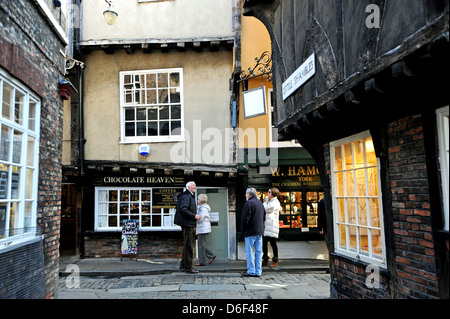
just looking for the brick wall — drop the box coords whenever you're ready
[84,233,184,259]
[0,0,66,299]
[0,240,46,298]
[388,114,439,298]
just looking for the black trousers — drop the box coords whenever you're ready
[263,236,279,262]
[181,227,196,269]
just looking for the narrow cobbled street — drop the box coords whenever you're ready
[58,272,330,299]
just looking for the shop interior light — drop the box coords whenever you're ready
[103,0,118,25]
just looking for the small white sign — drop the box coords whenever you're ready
[210,212,220,222]
[282,53,316,100]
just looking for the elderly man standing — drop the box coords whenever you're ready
[175,181,201,273]
[241,188,266,277]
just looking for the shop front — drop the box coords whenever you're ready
[248,165,324,241]
[62,165,237,260]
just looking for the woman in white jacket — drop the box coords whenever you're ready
[262,188,281,268]
[195,194,216,266]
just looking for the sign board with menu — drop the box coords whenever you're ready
[121,219,138,261]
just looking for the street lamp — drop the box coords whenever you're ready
[103,0,118,25]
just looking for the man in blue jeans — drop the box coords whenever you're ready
[241,188,266,277]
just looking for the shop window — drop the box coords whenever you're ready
[120,68,184,143]
[330,131,386,267]
[0,71,40,246]
[436,106,449,231]
[260,190,324,230]
[95,187,182,231]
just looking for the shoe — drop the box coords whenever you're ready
[194,263,205,266]
[241,272,260,277]
[209,255,216,264]
[262,260,269,267]
[184,268,199,274]
[270,261,279,268]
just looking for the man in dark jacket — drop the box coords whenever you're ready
[175,181,201,273]
[241,188,266,277]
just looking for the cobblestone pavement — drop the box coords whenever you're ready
[58,271,330,299]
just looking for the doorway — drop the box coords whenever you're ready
[196,187,229,259]
[60,184,79,256]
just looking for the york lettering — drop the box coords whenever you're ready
[366,4,381,29]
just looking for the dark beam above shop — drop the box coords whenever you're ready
[79,37,235,54]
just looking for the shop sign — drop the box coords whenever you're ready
[153,188,184,208]
[121,219,138,260]
[96,175,185,186]
[270,165,321,188]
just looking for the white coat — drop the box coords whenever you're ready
[263,197,281,238]
[196,203,212,235]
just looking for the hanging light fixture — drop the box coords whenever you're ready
[103,0,118,25]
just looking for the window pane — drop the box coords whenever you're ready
[25,169,34,199]
[27,136,35,167]
[109,215,118,227]
[338,224,346,249]
[28,100,37,131]
[372,230,383,259]
[14,90,24,125]
[9,202,20,236]
[171,121,181,135]
[343,142,353,169]
[354,139,365,168]
[148,107,158,121]
[367,167,379,196]
[360,228,369,256]
[125,122,135,136]
[159,121,170,136]
[365,138,377,166]
[334,145,343,171]
[2,82,12,120]
[337,198,345,223]
[158,73,168,88]
[142,190,151,201]
[148,122,158,136]
[12,130,22,164]
[120,190,129,201]
[146,89,157,104]
[0,203,7,238]
[158,89,168,104]
[335,172,344,196]
[349,226,357,252]
[170,89,180,103]
[24,201,33,231]
[137,109,147,122]
[0,125,11,161]
[355,169,366,197]
[358,198,367,226]
[347,198,355,224]
[171,105,181,119]
[169,73,179,87]
[146,74,156,88]
[125,108,135,121]
[11,167,20,199]
[109,203,117,214]
[345,171,354,196]
[159,106,169,120]
[109,190,118,201]
[369,198,380,227]
[0,166,8,199]
[136,122,146,136]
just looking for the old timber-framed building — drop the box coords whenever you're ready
[243,0,449,298]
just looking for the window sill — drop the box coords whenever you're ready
[120,137,185,144]
[0,235,43,255]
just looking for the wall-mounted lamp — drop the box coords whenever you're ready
[103,0,118,25]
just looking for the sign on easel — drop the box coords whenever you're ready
[121,219,138,261]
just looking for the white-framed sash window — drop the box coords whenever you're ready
[0,69,41,248]
[330,131,386,267]
[119,68,184,144]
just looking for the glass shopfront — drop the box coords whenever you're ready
[249,165,324,240]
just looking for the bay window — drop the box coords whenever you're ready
[0,70,40,246]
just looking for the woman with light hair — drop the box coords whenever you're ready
[195,193,216,266]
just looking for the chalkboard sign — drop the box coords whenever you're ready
[121,219,138,261]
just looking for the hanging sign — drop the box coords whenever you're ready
[282,53,315,100]
[121,220,138,259]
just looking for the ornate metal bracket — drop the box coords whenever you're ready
[238,51,273,83]
[64,56,85,75]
